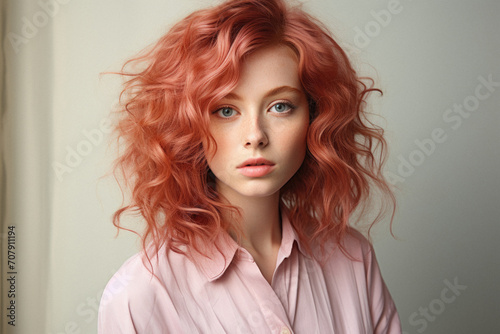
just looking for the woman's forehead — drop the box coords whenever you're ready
[226,45,303,100]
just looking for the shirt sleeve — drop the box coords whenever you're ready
[97,270,139,334]
[97,255,187,334]
[364,241,402,334]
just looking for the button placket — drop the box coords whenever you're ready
[235,248,294,333]
[280,326,291,334]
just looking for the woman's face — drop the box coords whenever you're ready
[204,45,309,201]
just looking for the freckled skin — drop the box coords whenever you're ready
[204,45,309,201]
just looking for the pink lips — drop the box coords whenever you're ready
[237,158,275,177]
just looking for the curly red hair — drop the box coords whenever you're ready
[112,0,395,261]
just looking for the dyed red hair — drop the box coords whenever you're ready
[112,0,395,261]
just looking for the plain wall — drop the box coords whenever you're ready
[2,1,499,333]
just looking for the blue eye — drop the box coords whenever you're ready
[216,107,236,118]
[270,102,293,113]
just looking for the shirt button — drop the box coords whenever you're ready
[280,327,291,334]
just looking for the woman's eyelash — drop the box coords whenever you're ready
[213,106,237,118]
[212,101,297,117]
[212,106,230,113]
[269,102,296,113]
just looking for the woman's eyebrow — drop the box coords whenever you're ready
[222,85,303,101]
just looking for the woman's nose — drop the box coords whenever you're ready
[243,115,269,148]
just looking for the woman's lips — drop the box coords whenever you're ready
[237,158,275,177]
[237,164,275,177]
[237,158,275,168]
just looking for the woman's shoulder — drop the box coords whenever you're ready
[101,244,196,298]
[99,251,163,310]
[319,227,375,262]
[344,227,374,252]
[307,226,383,283]
[98,246,196,332]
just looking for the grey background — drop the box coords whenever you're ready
[2,0,498,333]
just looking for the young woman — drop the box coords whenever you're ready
[98,0,401,333]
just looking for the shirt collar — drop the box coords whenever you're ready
[278,205,311,261]
[192,205,310,282]
[190,230,239,282]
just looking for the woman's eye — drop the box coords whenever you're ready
[216,107,236,118]
[270,102,293,113]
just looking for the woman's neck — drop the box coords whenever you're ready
[224,192,282,253]
[219,189,282,284]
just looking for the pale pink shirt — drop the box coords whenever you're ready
[98,208,401,333]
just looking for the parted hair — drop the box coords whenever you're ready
[112,0,395,262]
